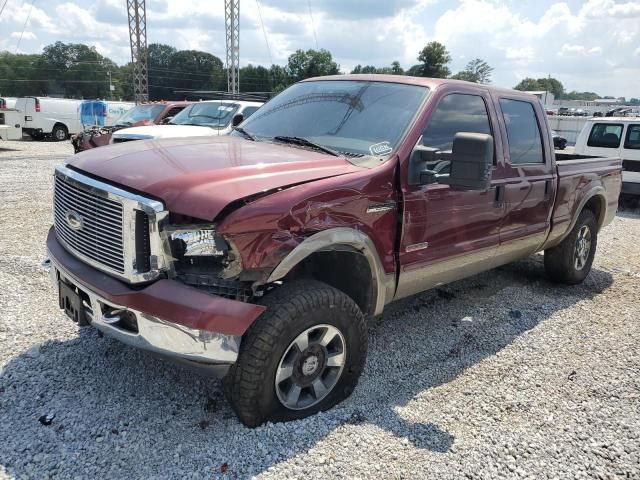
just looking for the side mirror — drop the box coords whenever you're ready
[439,132,493,191]
[408,144,440,186]
[231,113,244,127]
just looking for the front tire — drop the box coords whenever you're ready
[223,280,367,427]
[544,209,597,284]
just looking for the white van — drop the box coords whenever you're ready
[14,97,84,141]
[574,117,640,195]
[0,109,23,140]
[111,100,263,143]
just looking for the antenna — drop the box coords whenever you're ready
[225,0,240,94]
[127,0,149,103]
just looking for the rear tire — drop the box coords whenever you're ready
[223,280,367,427]
[52,124,68,142]
[544,209,597,284]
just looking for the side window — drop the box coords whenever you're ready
[421,93,491,152]
[241,106,260,119]
[587,123,623,148]
[499,98,544,164]
[165,107,185,119]
[624,124,640,150]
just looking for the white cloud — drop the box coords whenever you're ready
[0,0,638,97]
[10,31,37,40]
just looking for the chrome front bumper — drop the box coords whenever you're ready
[48,254,240,377]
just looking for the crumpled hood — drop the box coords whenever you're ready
[69,136,363,220]
[112,124,221,139]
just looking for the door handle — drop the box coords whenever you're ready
[494,185,505,208]
[544,179,552,200]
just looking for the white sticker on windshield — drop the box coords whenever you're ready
[369,141,393,156]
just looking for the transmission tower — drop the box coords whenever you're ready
[127,0,149,103]
[225,0,240,94]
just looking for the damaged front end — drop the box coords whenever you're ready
[164,223,261,303]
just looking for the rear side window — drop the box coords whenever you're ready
[499,99,544,164]
[421,93,491,151]
[165,107,185,119]
[241,106,260,118]
[587,123,623,148]
[624,124,640,150]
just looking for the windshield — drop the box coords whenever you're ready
[170,102,239,128]
[115,104,164,126]
[237,80,428,158]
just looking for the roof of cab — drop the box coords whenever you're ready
[301,74,535,99]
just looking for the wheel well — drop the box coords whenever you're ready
[583,195,605,230]
[283,249,375,316]
[52,123,68,133]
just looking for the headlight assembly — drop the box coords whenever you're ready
[169,228,228,257]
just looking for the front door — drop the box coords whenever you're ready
[396,91,507,299]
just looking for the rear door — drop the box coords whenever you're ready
[622,123,640,168]
[396,88,508,299]
[494,96,556,260]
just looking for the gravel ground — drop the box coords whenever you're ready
[1,142,639,479]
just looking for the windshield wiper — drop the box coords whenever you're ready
[234,126,255,141]
[273,136,341,157]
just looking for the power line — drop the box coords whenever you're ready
[0,0,9,19]
[255,0,273,65]
[307,0,318,49]
[15,0,36,54]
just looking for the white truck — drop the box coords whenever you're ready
[12,97,135,141]
[574,117,640,195]
[111,100,263,143]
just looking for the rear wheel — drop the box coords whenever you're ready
[544,209,597,284]
[52,124,68,141]
[223,280,367,427]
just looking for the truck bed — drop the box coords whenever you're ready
[545,153,622,248]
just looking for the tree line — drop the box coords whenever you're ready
[1,40,635,104]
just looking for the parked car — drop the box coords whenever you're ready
[558,107,571,116]
[552,130,567,150]
[72,102,191,153]
[46,76,622,426]
[12,97,135,141]
[574,117,640,195]
[111,100,263,143]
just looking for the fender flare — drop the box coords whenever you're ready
[267,227,394,316]
[554,187,607,247]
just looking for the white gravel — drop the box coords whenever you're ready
[1,142,639,479]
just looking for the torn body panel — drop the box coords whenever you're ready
[215,158,400,312]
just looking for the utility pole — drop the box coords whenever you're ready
[225,0,240,94]
[127,0,149,103]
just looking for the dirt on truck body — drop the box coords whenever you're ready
[46,75,622,426]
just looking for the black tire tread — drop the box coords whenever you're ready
[544,209,597,284]
[223,280,367,427]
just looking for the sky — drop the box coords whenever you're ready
[1,0,639,98]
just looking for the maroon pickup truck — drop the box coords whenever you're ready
[47,76,622,426]
[71,101,191,153]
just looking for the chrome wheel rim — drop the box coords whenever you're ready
[275,324,346,410]
[574,225,591,271]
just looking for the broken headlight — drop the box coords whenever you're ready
[169,228,228,257]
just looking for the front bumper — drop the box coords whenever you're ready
[47,228,265,377]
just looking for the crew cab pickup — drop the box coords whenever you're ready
[46,76,622,427]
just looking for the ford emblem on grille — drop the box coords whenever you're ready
[64,210,84,231]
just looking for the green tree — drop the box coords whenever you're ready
[391,60,404,75]
[36,41,117,98]
[269,64,290,93]
[514,77,564,98]
[239,64,271,92]
[414,41,451,78]
[451,58,493,84]
[286,49,339,83]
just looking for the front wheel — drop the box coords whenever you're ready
[223,280,367,427]
[544,209,597,284]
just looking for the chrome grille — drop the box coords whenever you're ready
[54,174,125,273]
